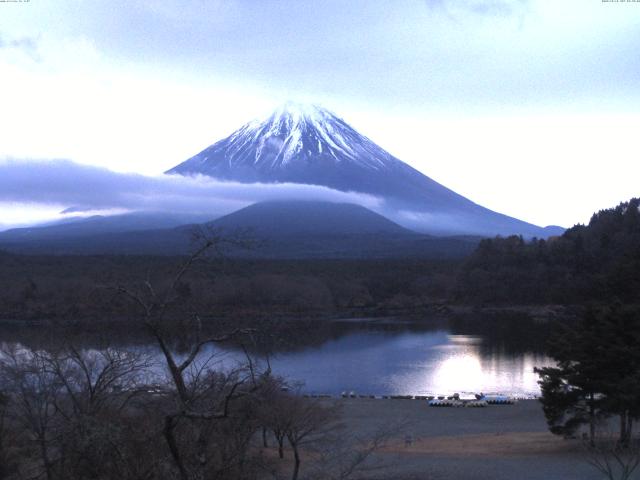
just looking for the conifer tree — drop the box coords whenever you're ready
[536,306,640,445]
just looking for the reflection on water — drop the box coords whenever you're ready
[251,328,553,396]
[0,317,555,397]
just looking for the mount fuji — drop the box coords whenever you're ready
[167,104,563,238]
[0,105,562,256]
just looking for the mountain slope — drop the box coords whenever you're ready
[0,212,214,242]
[167,104,563,238]
[0,201,478,258]
[205,201,478,258]
[210,201,412,237]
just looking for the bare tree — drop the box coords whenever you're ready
[259,388,293,460]
[0,342,158,480]
[46,346,156,480]
[0,345,62,480]
[585,436,640,480]
[0,389,18,479]
[115,232,266,480]
[43,346,153,416]
[306,420,405,480]
[282,396,338,480]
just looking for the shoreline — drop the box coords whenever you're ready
[0,301,580,327]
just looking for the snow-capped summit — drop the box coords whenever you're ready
[170,103,400,177]
[248,102,395,170]
[167,102,442,201]
[167,104,563,237]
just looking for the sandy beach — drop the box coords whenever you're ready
[331,398,607,480]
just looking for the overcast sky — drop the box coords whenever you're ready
[1,0,639,228]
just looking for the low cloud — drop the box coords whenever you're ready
[0,159,383,226]
[424,0,528,18]
[0,32,41,61]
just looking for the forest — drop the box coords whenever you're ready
[455,198,640,306]
[0,254,459,326]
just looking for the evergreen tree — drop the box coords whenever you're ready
[594,306,640,446]
[535,311,608,445]
[536,307,640,445]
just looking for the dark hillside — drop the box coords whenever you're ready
[0,254,461,324]
[456,198,640,305]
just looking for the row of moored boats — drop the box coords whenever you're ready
[334,391,518,406]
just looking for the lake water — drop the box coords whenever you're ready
[0,316,555,397]
[260,330,550,397]
[188,317,555,397]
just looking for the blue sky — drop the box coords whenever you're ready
[0,0,639,228]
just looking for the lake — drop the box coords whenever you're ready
[181,316,555,397]
[0,315,556,397]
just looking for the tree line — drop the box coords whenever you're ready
[456,198,640,306]
[0,254,459,325]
